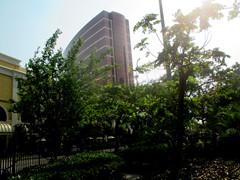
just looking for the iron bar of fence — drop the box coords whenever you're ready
[0,134,50,177]
[12,144,16,174]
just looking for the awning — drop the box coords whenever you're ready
[0,122,13,135]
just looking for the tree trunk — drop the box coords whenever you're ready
[114,118,120,152]
[171,70,187,179]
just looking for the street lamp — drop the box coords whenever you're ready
[158,0,171,80]
[159,0,166,34]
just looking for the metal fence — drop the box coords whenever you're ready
[0,133,50,178]
[0,151,49,175]
[0,133,116,179]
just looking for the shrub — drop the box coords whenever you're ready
[10,151,126,180]
[120,144,169,162]
[119,144,169,174]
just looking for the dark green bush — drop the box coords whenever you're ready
[121,144,169,162]
[119,144,169,175]
[10,151,126,180]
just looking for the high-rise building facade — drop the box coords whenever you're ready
[64,11,134,85]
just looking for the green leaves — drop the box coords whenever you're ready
[228,0,240,19]
[198,0,224,30]
[10,29,113,157]
[134,37,148,51]
[133,13,160,34]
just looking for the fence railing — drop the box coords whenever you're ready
[0,134,116,178]
[0,133,51,179]
[1,152,51,178]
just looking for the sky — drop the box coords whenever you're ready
[0,0,239,82]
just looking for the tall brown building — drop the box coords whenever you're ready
[64,11,134,85]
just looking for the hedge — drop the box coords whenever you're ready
[10,151,126,180]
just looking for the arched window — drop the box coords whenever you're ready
[0,106,7,121]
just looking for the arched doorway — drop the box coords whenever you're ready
[0,106,7,121]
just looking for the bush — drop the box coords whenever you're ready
[10,151,126,180]
[120,144,169,162]
[119,144,169,174]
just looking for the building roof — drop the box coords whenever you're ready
[0,52,21,66]
[0,52,26,74]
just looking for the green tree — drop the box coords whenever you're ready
[10,30,72,158]
[97,84,137,151]
[229,0,240,19]
[128,81,177,148]
[199,63,240,155]
[10,30,63,158]
[10,29,111,158]
[134,0,229,177]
